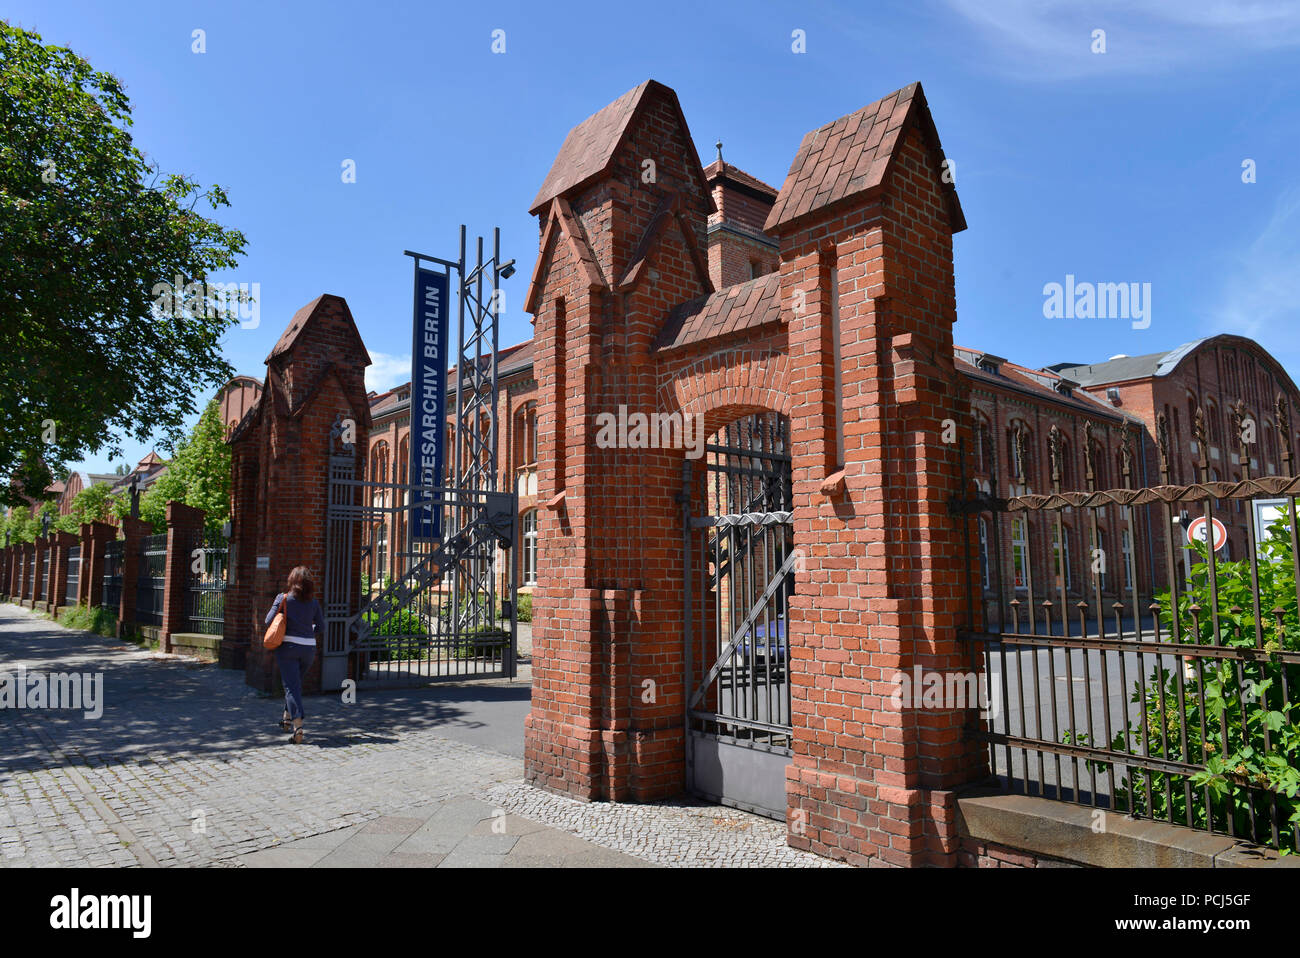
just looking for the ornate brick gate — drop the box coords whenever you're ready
[522,78,988,866]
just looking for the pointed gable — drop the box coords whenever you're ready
[266,294,372,367]
[765,82,965,235]
[529,80,712,216]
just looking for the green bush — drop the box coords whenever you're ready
[1066,516,1300,851]
[514,593,533,622]
[362,606,425,661]
[59,602,118,639]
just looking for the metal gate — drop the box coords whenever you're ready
[685,412,795,819]
[187,529,227,635]
[136,533,167,627]
[320,225,519,691]
[322,434,518,689]
[65,545,80,603]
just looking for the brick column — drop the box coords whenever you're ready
[81,522,117,608]
[18,543,33,601]
[767,83,986,866]
[117,517,152,633]
[48,531,77,614]
[0,546,9,600]
[229,294,371,693]
[161,502,206,653]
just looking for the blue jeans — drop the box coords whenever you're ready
[275,642,316,721]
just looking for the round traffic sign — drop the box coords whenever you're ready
[1186,515,1228,552]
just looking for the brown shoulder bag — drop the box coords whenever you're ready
[263,593,287,650]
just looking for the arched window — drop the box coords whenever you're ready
[1089,439,1107,490]
[974,413,993,475]
[1207,398,1221,447]
[522,509,539,586]
[1089,526,1107,594]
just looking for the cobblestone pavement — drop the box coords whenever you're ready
[0,603,833,868]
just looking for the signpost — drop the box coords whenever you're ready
[408,265,450,540]
[1185,515,1228,553]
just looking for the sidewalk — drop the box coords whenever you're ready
[0,603,835,868]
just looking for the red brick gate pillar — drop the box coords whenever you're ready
[0,545,9,599]
[162,502,207,653]
[80,522,117,608]
[48,531,78,615]
[522,80,716,803]
[227,294,371,694]
[117,517,152,634]
[765,83,986,866]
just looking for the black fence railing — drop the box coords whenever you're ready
[135,533,167,627]
[187,529,227,636]
[102,539,123,612]
[955,398,1300,853]
[64,545,80,604]
[37,547,50,603]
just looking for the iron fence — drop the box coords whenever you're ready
[954,398,1300,852]
[102,539,123,611]
[21,551,33,599]
[65,544,80,603]
[187,529,227,635]
[37,546,50,603]
[135,533,167,627]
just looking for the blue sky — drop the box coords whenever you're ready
[11,0,1300,474]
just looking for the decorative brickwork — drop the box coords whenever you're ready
[226,294,371,693]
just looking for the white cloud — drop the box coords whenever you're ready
[365,351,412,394]
[940,0,1300,78]
[1213,187,1300,350]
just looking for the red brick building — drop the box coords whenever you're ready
[1052,336,1300,575]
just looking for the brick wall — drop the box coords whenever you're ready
[228,295,371,694]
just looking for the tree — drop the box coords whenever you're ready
[0,22,247,508]
[136,400,231,532]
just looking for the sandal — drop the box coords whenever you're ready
[279,711,292,732]
[292,726,305,745]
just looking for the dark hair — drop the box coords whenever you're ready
[286,566,315,601]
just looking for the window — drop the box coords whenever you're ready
[1052,525,1071,591]
[1121,528,1135,593]
[522,509,539,586]
[1089,527,1107,594]
[375,523,388,583]
[975,414,993,475]
[978,517,990,590]
[1090,440,1107,490]
[1011,518,1029,590]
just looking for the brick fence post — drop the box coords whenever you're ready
[765,82,986,866]
[81,522,118,608]
[0,545,9,599]
[227,294,371,693]
[48,530,78,615]
[162,502,206,653]
[118,517,152,634]
[18,543,33,602]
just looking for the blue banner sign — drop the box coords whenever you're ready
[410,267,449,539]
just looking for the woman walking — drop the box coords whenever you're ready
[265,566,325,744]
